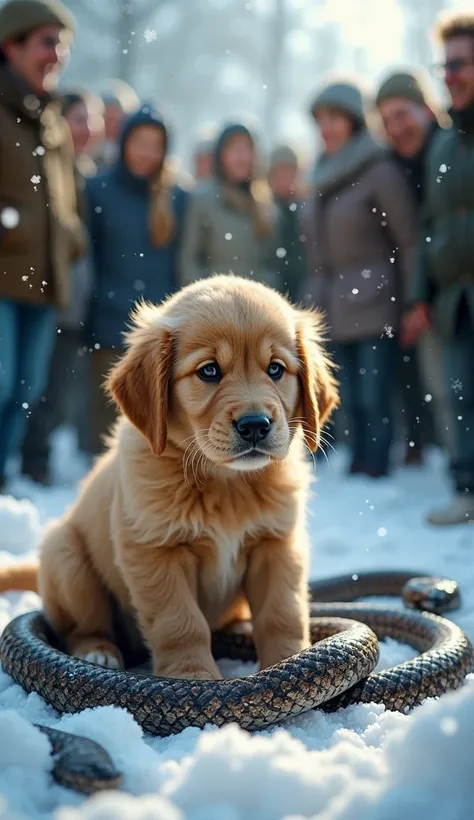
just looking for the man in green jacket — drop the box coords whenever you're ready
[405,12,474,525]
[375,70,454,466]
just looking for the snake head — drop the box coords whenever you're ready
[402,576,461,615]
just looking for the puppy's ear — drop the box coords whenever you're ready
[295,309,339,453]
[105,314,174,457]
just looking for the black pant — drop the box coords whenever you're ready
[332,336,397,475]
[397,345,436,452]
[443,299,474,493]
[21,329,82,477]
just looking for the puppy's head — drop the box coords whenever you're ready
[106,276,339,472]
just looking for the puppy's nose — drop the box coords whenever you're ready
[234,414,272,444]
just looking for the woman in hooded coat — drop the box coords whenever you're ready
[179,123,280,289]
[84,103,188,455]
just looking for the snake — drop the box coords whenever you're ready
[0,570,473,795]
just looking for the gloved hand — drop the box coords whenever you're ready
[401,303,432,348]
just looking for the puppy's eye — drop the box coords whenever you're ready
[197,362,222,383]
[267,361,285,381]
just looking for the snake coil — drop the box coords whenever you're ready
[0,570,473,794]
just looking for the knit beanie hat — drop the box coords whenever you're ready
[269,144,298,169]
[375,70,437,109]
[310,81,368,125]
[0,0,75,45]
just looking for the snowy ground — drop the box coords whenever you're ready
[0,428,473,820]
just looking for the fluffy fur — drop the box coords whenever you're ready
[0,275,339,679]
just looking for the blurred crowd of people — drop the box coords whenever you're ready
[0,0,473,526]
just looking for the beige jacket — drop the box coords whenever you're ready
[179,178,281,290]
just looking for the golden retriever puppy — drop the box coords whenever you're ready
[3,275,338,680]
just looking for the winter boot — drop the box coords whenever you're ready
[426,494,474,526]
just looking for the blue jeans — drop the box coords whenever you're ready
[0,301,56,478]
[333,337,397,475]
[443,301,474,493]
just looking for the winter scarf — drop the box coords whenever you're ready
[313,130,386,196]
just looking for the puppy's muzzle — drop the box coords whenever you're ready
[233,414,272,446]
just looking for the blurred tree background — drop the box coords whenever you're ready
[43,0,471,165]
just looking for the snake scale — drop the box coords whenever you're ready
[0,570,473,795]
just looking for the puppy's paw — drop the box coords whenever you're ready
[82,650,123,669]
[72,640,124,670]
[224,619,253,637]
[155,658,222,681]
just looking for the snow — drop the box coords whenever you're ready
[0,428,473,819]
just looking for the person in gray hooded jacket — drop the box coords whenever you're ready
[303,80,418,478]
[179,122,280,289]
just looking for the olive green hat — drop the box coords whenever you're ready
[0,0,75,45]
[375,70,437,109]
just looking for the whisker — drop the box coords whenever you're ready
[289,417,336,443]
[183,440,200,487]
[287,423,337,460]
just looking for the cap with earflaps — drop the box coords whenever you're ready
[0,0,75,46]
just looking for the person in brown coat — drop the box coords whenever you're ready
[20,90,99,485]
[303,81,417,477]
[0,0,83,492]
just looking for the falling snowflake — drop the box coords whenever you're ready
[276,247,287,258]
[440,716,458,735]
[361,269,371,279]
[451,378,463,394]
[143,27,157,43]
[382,324,394,338]
[0,207,19,228]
